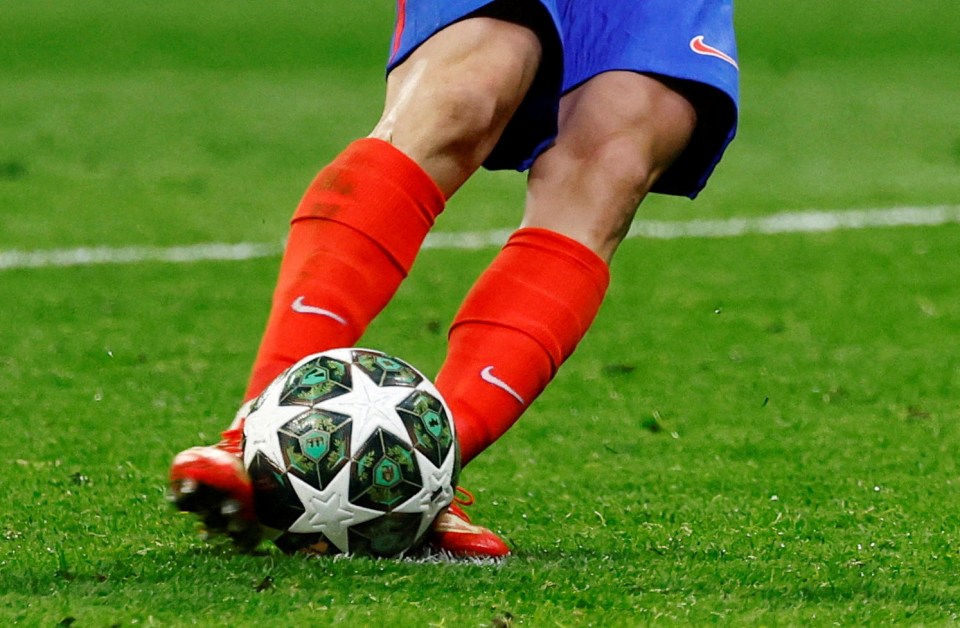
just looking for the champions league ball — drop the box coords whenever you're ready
[242,349,460,557]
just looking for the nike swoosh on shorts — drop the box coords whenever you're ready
[689,35,739,70]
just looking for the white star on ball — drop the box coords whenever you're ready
[393,449,457,541]
[286,467,382,553]
[242,404,304,470]
[314,365,416,455]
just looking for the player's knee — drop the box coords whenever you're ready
[587,135,663,208]
[426,79,518,168]
[525,134,668,260]
[593,139,666,241]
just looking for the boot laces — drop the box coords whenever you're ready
[449,487,478,522]
[454,486,475,507]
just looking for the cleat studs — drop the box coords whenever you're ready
[221,499,241,516]
[179,478,198,495]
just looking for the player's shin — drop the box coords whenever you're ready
[246,138,445,399]
[435,227,610,465]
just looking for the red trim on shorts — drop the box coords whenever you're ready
[391,0,407,60]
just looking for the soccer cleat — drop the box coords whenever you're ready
[167,421,262,551]
[428,488,511,558]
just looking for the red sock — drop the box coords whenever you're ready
[245,138,445,399]
[435,228,610,465]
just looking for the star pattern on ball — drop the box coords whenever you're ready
[241,404,303,470]
[394,449,457,541]
[287,468,381,553]
[315,365,415,455]
[242,351,461,557]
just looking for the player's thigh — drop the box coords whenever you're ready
[371,14,543,196]
[523,71,698,261]
[381,16,541,141]
[557,0,739,198]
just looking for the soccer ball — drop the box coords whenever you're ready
[241,348,460,557]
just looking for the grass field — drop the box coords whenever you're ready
[2,0,960,624]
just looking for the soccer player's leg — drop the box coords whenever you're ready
[168,13,543,550]
[521,72,699,262]
[247,12,542,400]
[431,72,699,556]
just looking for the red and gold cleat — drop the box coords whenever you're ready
[428,488,510,558]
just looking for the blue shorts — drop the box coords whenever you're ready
[388,0,739,198]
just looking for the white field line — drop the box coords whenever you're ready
[0,242,282,271]
[1,205,958,272]
[625,204,960,240]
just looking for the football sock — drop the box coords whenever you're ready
[435,228,610,465]
[245,138,445,399]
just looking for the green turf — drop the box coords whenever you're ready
[2,0,960,624]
